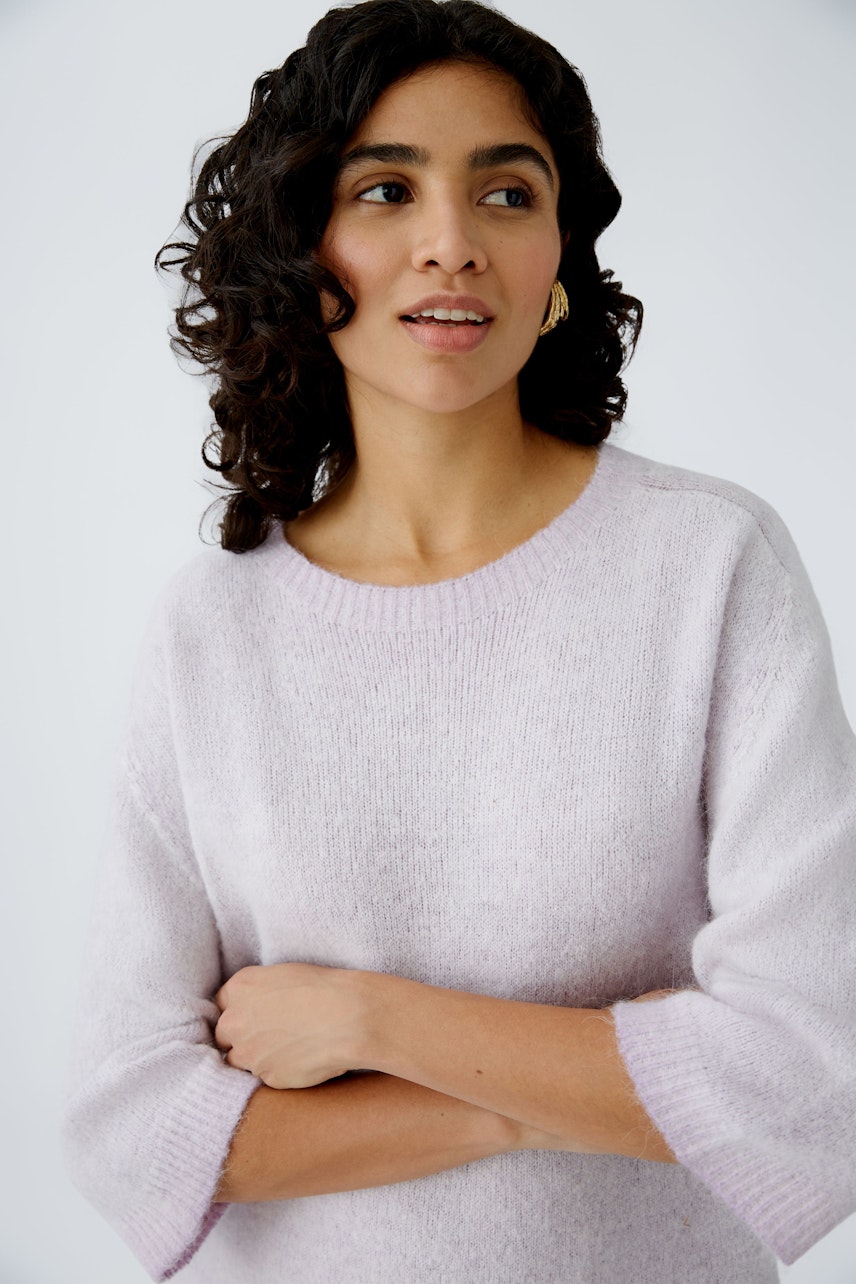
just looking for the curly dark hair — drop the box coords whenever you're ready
[155,0,642,553]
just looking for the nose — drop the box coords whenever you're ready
[410,195,488,275]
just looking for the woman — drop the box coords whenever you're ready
[63,1,856,1281]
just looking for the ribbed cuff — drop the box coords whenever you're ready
[119,1049,260,1281]
[611,992,847,1266]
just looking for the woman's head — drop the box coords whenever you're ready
[156,0,642,552]
[316,58,567,427]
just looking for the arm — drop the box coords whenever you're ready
[351,979,678,1165]
[610,516,856,1266]
[64,755,260,1282]
[215,1071,530,1203]
[62,600,260,1284]
[215,962,678,1177]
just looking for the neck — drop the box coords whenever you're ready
[311,382,590,566]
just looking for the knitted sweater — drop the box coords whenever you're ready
[63,442,856,1283]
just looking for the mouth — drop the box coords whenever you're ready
[400,307,489,327]
[399,311,492,354]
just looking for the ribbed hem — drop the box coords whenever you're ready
[119,1050,260,1282]
[611,993,849,1266]
[254,440,654,630]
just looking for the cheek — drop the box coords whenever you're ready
[516,262,561,322]
[317,219,378,288]
[533,234,563,287]
[506,228,563,307]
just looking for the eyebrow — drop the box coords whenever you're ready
[337,142,556,191]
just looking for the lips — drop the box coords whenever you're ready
[400,315,491,354]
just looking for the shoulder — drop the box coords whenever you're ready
[605,441,802,578]
[140,526,288,649]
[604,444,833,680]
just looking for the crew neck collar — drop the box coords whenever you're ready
[256,441,650,630]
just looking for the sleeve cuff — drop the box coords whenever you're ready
[611,992,850,1266]
[119,1049,261,1281]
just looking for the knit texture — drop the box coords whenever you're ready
[62,442,856,1282]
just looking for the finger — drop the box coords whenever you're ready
[223,1047,249,1072]
[223,1047,256,1078]
[213,1013,231,1052]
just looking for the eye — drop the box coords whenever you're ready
[357,181,410,204]
[481,186,532,208]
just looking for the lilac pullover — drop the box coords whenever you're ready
[63,442,856,1282]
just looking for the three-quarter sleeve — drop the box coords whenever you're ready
[61,596,259,1282]
[611,508,856,1266]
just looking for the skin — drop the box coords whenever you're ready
[214,962,678,1168]
[284,58,599,583]
[212,62,678,1196]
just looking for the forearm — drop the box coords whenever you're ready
[360,976,679,1164]
[214,1070,523,1203]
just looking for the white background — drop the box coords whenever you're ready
[1,0,854,1280]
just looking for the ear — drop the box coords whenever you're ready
[560,229,571,254]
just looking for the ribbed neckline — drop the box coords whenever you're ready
[256,441,651,630]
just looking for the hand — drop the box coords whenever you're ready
[214,962,369,1089]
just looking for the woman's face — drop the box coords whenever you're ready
[316,60,564,419]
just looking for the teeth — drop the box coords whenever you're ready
[417,307,486,322]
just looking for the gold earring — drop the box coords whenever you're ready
[539,280,569,336]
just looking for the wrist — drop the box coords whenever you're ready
[343,967,397,1071]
